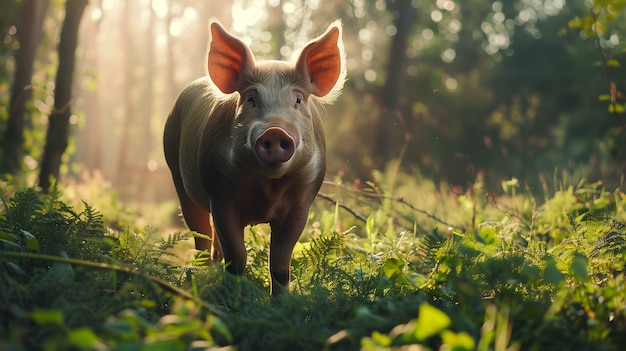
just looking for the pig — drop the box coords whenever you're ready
[163,20,346,295]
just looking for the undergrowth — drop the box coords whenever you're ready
[1,168,625,350]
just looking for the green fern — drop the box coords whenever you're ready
[296,230,345,282]
[591,231,626,259]
[3,188,44,231]
[243,226,271,290]
[414,227,449,274]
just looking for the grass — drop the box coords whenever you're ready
[1,167,625,350]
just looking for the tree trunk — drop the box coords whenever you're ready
[38,0,88,192]
[373,0,414,164]
[267,0,286,59]
[164,6,176,115]
[115,0,135,187]
[142,2,155,159]
[3,0,50,175]
[75,1,102,171]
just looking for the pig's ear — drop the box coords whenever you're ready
[207,21,255,94]
[296,20,346,102]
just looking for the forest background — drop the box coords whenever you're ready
[1,1,626,349]
[0,0,625,210]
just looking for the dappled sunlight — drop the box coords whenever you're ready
[3,0,622,205]
[1,1,626,349]
[0,0,623,269]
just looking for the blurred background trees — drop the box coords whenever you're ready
[0,0,624,202]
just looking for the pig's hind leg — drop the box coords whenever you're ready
[169,167,224,262]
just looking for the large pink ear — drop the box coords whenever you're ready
[207,21,255,94]
[296,20,346,99]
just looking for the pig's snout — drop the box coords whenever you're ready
[255,127,296,164]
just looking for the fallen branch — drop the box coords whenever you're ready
[0,250,226,318]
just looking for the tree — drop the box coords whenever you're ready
[38,0,88,192]
[373,0,415,164]
[3,0,50,176]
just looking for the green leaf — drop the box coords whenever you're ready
[476,226,496,245]
[568,17,582,29]
[370,331,392,347]
[406,272,428,287]
[208,315,233,343]
[5,261,27,276]
[20,230,40,252]
[414,304,451,341]
[68,327,103,348]
[28,309,64,326]
[570,254,588,282]
[608,104,625,113]
[543,259,566,285]
[0,230,17,243]
[51,251,75,281]
[598,94,611,101]
[103,320,137,340]
[441,330,475,351]
[383,257,405,280]
[607,59,620,67]
[0,238,22,250]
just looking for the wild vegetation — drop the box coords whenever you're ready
[1,168,625,350]
[1,0,626,350]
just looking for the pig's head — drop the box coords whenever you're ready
[206,20,346,181]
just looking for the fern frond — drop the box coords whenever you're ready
[5,189,43,229]
[415,228,448,273]
[79,201,105,238]
[590,231,626,259]
[300,231,345,274]
[158,231,192,252]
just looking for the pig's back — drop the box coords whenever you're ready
[164,77,237,210]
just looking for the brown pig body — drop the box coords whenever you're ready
[163,20,345,295]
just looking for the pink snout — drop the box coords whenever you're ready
[255,127,296,164]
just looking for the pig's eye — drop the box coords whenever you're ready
[246,95,256,107]
[295,96,303,105]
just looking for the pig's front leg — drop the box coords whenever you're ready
[210,203,248,276]
[269,205,311,295]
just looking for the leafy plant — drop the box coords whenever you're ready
[1,168,626,350]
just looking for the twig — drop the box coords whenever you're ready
[387,109,412,195]
[319,182,455,229]
[484,191,532,230]
[0,251,226,318]
[591,8,625,127]
[393,196,455,228]
[316,192,367,223]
